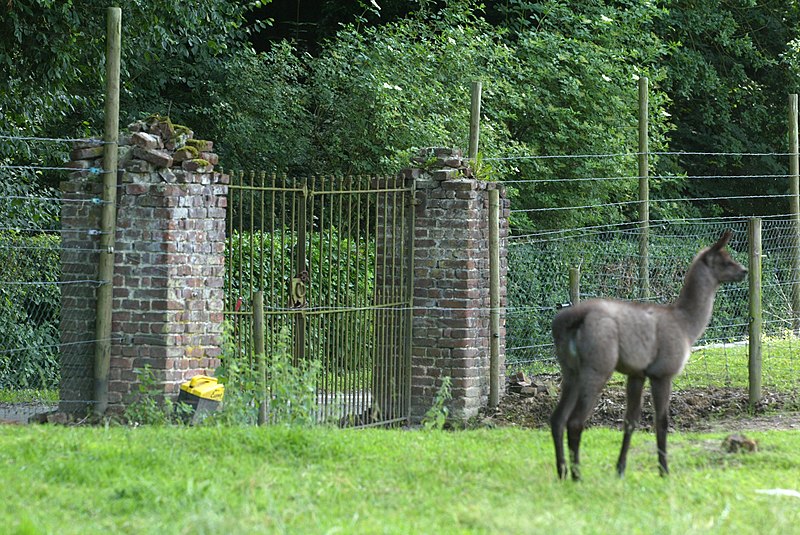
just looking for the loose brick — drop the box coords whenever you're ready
[130,131,161,150]
[70,146,105,160]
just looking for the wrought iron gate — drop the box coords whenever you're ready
[225,173,415,426]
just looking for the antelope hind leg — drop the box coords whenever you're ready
[550,377,580,480]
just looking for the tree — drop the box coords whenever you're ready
[655,0,800,216]
[306,0,676,230]
[0,0,270,179]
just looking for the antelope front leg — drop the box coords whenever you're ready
[616,375,645,477]
[650,376,673,476]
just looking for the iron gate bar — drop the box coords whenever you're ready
[224,172,414,426]
[379,178,390,419]
[404,178,416,420]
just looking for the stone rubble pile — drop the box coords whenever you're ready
[66,115,218,180]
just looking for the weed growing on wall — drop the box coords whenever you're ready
[421,376,452,431]
[124,365,192,426]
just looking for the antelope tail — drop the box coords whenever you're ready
[552,307,587,372]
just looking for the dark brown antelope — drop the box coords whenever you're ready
[550,230,747,480]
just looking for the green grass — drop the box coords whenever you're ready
[679,336,800,391]
[2,425,799,534]
[0,389,58,403]
[514,335,800,394]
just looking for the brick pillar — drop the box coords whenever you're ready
[60,117,228,414]
[405,148,509,422]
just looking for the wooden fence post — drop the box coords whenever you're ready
[789,94,800,336]
[569,267,580,306]
[748,218,762,407]
[638,76,650,301]
[254,291,267,425]
[93,6,121,416]
[489,188,501,408]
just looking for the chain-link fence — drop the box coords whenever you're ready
[0,136,105,422]
[506,218,800,391]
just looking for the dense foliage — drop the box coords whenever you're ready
[655,0,800,216]
[4,0,800,224]
[0,233,60,389]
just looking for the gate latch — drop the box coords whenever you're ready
[290,270,309,308]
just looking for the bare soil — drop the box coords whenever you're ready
[479,374,800,432]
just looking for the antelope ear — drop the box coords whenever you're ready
[712,230,733,250]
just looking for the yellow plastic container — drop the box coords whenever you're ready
[180,375,225,401]
[178,376,224,422]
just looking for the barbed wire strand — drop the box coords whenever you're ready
[0,227,104,234]
[508,216,770,241]
[501,173,792,184]
[0,164,106,173]
[485,150,796,161]
[513,193,794,214]
[0,280,104,286]
[0,195,108,204]
[0,134,108,144]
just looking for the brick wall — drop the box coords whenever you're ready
[405,148,509,422]
[61,134,507,422]
[60,117,227,414]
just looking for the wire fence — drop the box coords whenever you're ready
[5,129,800,421]
[0,134,107,422]
[502,150,800,394]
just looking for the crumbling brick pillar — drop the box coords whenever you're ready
[60,117,228,414]
[405,148,509,422]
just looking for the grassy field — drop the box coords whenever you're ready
[2,425,799,534]
[677,337,800,392]
[518,335,800,396]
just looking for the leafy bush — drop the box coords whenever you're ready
[212,324,321,426]
[124,365,193,426]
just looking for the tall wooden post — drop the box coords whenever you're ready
[468,81,482,162]
[93,6,121,416]
[748,218,762,407]
[638,76,650,300]
[790,94,800,336]
[488,188,501,408]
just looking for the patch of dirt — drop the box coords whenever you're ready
[480,374,800,432]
